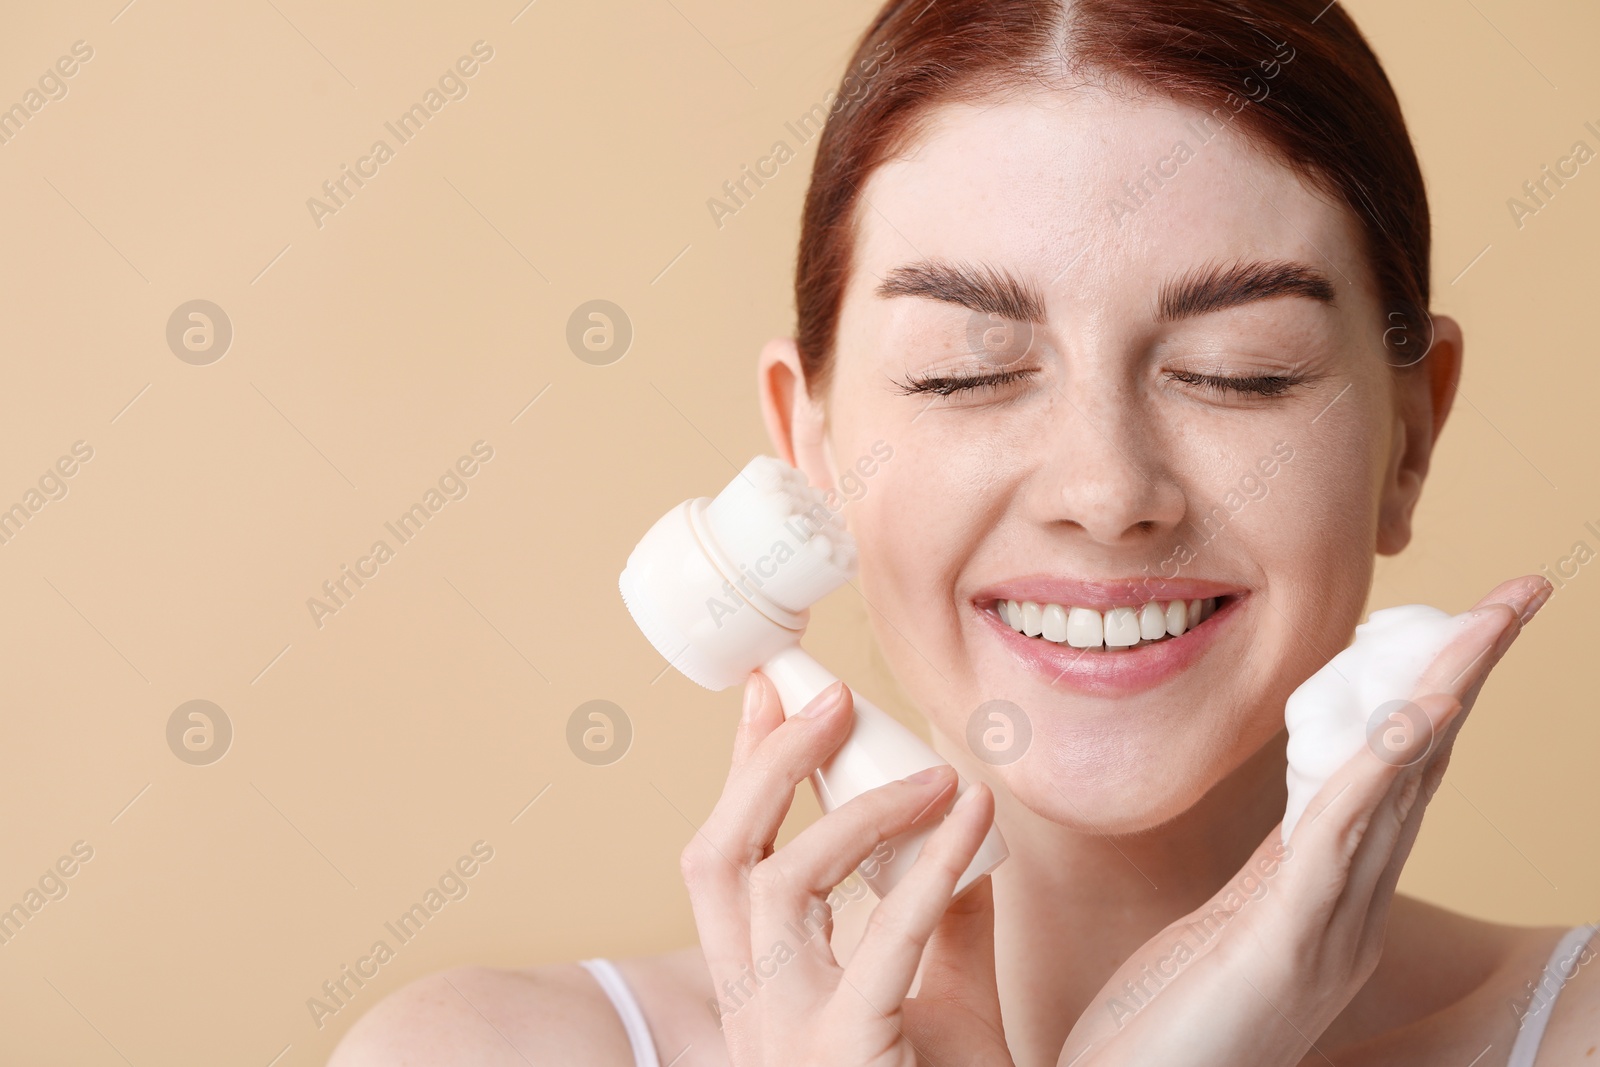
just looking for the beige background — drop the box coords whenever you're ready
[0,0,1594,1062]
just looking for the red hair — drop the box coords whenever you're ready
[794,0,1430,395]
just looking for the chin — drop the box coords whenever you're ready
[980,734,1227,837]
[1035,785,1216,838]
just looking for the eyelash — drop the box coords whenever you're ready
[892,368,1037,396]
[892,367,1305,398]
[1165,370,1305,397]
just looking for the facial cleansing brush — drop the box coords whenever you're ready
[619,455,1008,900]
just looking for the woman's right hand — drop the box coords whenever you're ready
[680,672,1015,1067]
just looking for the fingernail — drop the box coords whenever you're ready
[798,680,846,718]
[741,674,764,724]
[951,784,981,812]
[903,764,949,785]
[1519,585,1553,626]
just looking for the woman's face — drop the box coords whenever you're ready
[772,85,1452,834]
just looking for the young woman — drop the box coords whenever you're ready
[330,1,1596,1062]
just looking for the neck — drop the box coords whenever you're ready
[931,727,1289,1067]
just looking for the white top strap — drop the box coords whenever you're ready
[579,957,662,1067]
[1507,923,1598,1067]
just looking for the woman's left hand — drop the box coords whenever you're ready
[1056,574,1552,1065]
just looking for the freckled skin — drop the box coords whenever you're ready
[756,84,1588,1064]
[781,86,1411,837]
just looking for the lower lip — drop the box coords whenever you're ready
[977,596,1241,696]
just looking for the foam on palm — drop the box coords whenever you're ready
[1282,605,1477,842]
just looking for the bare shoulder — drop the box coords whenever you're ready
[325,962,631,1066]
[1325,898,1586,1064]
[1531,922,1600,1062]
[327,947,725,1067]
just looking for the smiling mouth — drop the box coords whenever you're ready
[990,595,1234,651]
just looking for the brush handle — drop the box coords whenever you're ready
[758,644,1008,900]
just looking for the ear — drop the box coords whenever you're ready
[757,336,832,481]
[1376,312,1462,555]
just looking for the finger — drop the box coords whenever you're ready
[1351,698,1460,958]
[915,870,1002,1030]
[1346,579,1540,915]
[1333,692,1461,925]
[681,681,856,1037]
[1408,573,1550,713]
[1412,603,1518,706]
[730,670,784,770]
[1290,598,1515,855]
[697,680,855,876]
[747,764,960,988]
[1335,597,1526,876]
[835,781,997,1025]
[1469,574,1552,623]
[1288,674,1461,870]
[1326,581,1550,984]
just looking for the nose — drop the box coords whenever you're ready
[1026,382,1186,545]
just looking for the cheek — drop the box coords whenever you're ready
[847,455,968,603]
[1258,398,1390,585]
[839,441,1010,683]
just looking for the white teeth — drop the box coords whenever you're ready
[1066,606,1104,648]
[1139,602,1167,641]
[1042,602,1069,643]
[1104,606,1141,647]
[998,596,1220,650]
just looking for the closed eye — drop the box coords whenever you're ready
[891,367,1038,396]
[1166,370,1305,397]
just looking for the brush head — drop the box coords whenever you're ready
[702,456,857,613]
[619,456,858,691]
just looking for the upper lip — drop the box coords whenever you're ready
[972,575,1246,612]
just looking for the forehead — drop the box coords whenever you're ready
[849,87,1369,316]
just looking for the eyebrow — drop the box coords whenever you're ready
[1157,259,1336,322]
[873,256,1337,325]
[874,259,1048,323]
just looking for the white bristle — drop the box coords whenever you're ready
[702,456,856,614]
